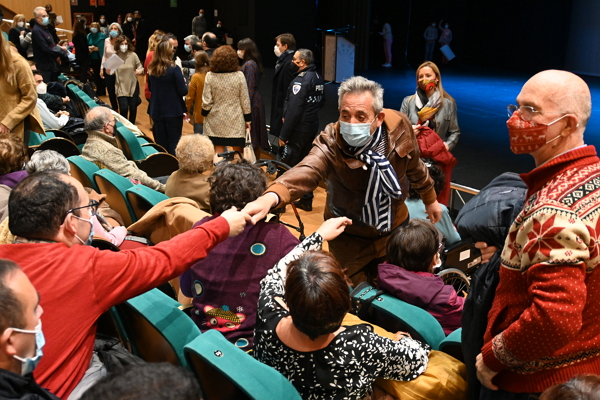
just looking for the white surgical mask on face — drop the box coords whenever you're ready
[127,17,133,22]
[339,115,378,148]
[17,21,25,28]
[100,18,105,24]
[199,13,204,17]
[120,44,128,53]
[274,45,281,58]
[216,24,221,28]
[36,82,47,95]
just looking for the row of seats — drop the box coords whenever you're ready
[68,156,168,227]
[98,289,302,400]
[351,285,463,361]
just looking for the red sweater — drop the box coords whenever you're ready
[482,146,600,392]
[0,217,229,399]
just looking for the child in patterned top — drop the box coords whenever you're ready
[254,217,430,400]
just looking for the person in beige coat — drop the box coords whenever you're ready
[81,106,166,192]
[0,32,43,147]
[201,45,251,154]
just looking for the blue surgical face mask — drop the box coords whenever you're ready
[109,30,119,38]
[11,320,45,376]
[339,115,378,147]
[90,27,98,34]
[184,44,191,53]
[42,17,50,26]
[72,214,94,246]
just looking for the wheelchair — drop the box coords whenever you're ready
[434,238,482,297]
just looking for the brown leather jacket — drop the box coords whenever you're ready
[267,109,436,238]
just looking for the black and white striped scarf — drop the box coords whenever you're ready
[349,125,402,232]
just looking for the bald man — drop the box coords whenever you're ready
[476,70,600,398]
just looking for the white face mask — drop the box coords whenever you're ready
[36,82,47,95]
[127,17,133,22]
[100,18,105,24]
[274,45,282,58]
[216,24,221,28]
[120,44,128,53]
[17,21,25,28]
[199,13,204,17]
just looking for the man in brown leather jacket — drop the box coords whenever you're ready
[243,76,442,284]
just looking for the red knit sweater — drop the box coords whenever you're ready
[0,217,229,399]
[482,146,600,392]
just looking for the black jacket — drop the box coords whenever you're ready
[270,50,295,138]
[0,369,59,400]
[280,64,324,142]
[455,172,527,400]
[31,21,66,73]
[72,32,89,65]
[8,27,31,59]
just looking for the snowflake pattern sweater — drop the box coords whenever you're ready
[482,145,600,392]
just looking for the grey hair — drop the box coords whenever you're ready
[33,6,46,18]
[295,49,313,65]
[108,22,122,34]
[338,76,384,114]
[184,35,200,45]
[84,106,112,132]
[26,150,70,174]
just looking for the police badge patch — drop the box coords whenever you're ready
[292,83,301,95]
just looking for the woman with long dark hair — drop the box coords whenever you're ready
[202,45,251,155]
[72,19,90,83]
[237,38,268,158]
[147,39,188,155]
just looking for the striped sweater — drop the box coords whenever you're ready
[482,145,600,392]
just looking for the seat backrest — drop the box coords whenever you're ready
[68,156,100,192]
[137,152,179,178]
[115,126,147,161]
[439,327,464,362]
[36,138,81,158]
[184,330,302,400]
[28,131,54,146]
[114,288,201,367]
[93,169,135,226]
[125,186,169,222]
[351,285,447,350]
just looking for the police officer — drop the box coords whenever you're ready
[279,48,325,211]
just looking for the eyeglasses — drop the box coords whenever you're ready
[507,104,565,121]
[65,200,99,219]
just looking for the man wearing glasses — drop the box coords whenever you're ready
[0,171,250,399]
[476,70,600,398]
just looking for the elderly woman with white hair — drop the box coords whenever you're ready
[165,134,214,211]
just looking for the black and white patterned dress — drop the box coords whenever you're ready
[254,233,430,400]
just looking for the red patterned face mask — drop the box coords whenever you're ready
[506,113,566,154]
[419,79,438,92]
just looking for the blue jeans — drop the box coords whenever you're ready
[480,386,541,400]
[153,115,183,156]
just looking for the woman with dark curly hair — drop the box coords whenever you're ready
[238,38,268,158]
[165,134,214,211]
[179,160,299,350]
[202,45,251,154]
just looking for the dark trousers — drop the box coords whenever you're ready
[104,72,118,110]
[153,115,183,156]
[287,130,317,202]
[41,69,60,84]
[117,83,139,124]
[77,58,90,83]
[90,59,105,95]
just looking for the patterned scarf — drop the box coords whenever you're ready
[415,88,442,129]
[349,125,402,233]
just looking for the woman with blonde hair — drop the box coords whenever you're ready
[0,32,43,147]
[148,39,188,155]
[8,14,32,59]
[186,50,210,134]
[114,35,143,123]
[122,13,135,42]
[400,61,460,151]
[202,45,251,154]
[100,22,122,109]
[143,30,165,110]
[165,134,214,210]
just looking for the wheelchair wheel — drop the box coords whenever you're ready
[437,268,470,297]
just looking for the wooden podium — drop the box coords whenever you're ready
[323,32,355,83]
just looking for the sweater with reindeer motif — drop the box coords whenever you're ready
[482,145,600,393]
